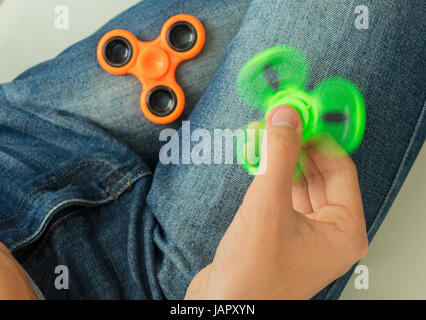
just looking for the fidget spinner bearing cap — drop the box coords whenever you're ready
[236,45,366,175]
[97,14,205,124]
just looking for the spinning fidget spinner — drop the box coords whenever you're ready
[236,45,366,175]
[97,14,205,124]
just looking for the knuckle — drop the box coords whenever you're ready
[356,235,369,260]
[304,171,324,185]
[342,156,358,175]
[338,213,368,261]
[347,227,368,261]
[349,159,358,173]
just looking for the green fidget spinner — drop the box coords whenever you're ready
[235,45,366,176]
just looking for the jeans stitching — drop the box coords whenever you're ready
[0,161,137,224]
[10,170,152,252]
[22,208,87,265]
[94,171,131,189]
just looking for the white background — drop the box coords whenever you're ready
[0,0,425,299]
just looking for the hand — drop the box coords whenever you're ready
[0,242,39,300]
[185,105,368,300]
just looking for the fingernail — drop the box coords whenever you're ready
[268,105,300,130]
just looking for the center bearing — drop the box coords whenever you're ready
[138,46,170,79]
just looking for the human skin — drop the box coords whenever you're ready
[185,106,368,300]
[0,242,38,300]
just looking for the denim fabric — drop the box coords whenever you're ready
[0,0,425,299]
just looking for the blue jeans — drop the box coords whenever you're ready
[0,0,424,299]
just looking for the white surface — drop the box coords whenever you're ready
[0,0,140,83]
[0,0,425,299]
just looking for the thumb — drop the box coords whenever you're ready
[256,105,302,197]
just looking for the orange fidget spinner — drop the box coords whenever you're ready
[97,14,205,124]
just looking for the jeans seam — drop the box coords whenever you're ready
[0,161,143,224]
[21,208,87,265]
[325,97,426,299]
[10,170,152,252]
[94,170,131,190]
